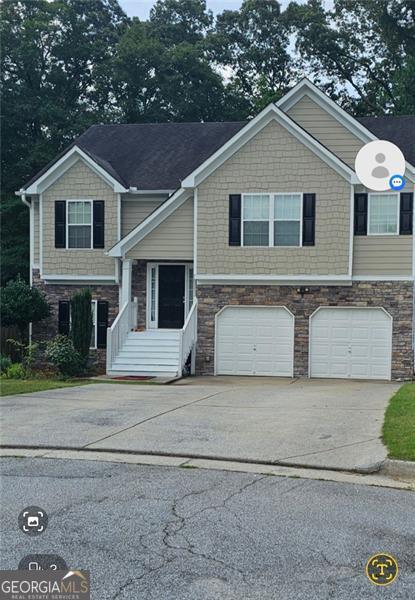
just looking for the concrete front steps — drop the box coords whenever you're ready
[107,330,182,377]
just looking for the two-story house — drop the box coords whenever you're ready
[18,79,415,381]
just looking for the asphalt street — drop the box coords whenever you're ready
[0,457,414,599]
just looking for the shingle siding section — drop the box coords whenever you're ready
[42,159,117,276]
[197,120,350,276]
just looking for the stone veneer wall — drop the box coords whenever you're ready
[131,260,147,329]
[196,282,414,380]
[31,269,119,370]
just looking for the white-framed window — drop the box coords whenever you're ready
[241,193,303,247]
[274,193,302,246]
[368,193,399,235]
[67,200,92,248]
[242,194,270,246]
[90,300,97,349]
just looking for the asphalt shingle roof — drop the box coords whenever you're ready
[23,114,414,191]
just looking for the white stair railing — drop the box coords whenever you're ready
[179,299,198,375]
[106,298,138,373]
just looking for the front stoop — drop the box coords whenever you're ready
[108,330,181,377]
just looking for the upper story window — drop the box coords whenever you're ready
[241,193,303,247]
[274,194,302,246]
[368,193,399,235]
[67,201,92,248]
[242,194,269,246]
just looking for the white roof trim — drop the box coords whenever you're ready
[182,102,356,188]
[108,187,191,257]
[196,274,352,285]
[23,146,128,194]
[42,274,117,284]
[276,78,415,178]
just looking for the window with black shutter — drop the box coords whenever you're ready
[400,192,413,235]
[55,201,66,248]
[229,194,241,246]
[302,193,316,246]
[354,193,368,235]
[58,300,70,336]
[97,301,109,348]
[93,200,105,248]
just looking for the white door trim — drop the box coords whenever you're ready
[146,262,194,329]
[214,305,295,376]
[308,306,393,380]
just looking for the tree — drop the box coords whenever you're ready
[70,289,93,365]
[1,0,127,284]
[0,277,50,341]
[210,0,292,114]
[112,3,244,123]
[286,0,415,115]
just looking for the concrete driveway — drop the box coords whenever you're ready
[0,377,399,472]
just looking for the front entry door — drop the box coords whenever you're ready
[158,265,185,328]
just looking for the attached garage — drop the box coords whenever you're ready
[309,307,392,380]
[215,306,294,376]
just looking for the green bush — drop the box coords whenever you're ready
[1,276,50,341]
[5,362,27,379]
[0,355,12,374]
[45,335,82,377]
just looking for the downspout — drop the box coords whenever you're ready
[17,190,33,343]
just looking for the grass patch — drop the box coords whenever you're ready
[0,379,92,397]
[382,382,415,461]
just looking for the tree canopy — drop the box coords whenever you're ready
[1,0,414,285]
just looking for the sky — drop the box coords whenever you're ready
[118,0,299,20]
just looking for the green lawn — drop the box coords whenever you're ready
[382,382,415,461]
[0,378,92,396]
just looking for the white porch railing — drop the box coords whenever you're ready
[106,298,138,373]
[179,299,198,375]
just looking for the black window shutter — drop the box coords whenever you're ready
[55,201,66,248]
[229,194,241,246]
[400,192,413,235]
[58,300,70,336]
[97,301,109,348]
[302,193,316,246]
[354,193,368,235]
[93,200,105,248]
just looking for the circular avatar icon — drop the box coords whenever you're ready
[18,506,48,536]
[355,140,405,191]
[389,174,406,191]
[366,553,398,586]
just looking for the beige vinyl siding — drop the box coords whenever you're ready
[197,119,351,276]
[127,197,193,260]
[33,198,39,264]
[353,236,413,275]
[121,196,166,237]
[42,159,117,276]
[287,95,363,168]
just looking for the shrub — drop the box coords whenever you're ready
[5,363,27,379]
[45,335,82,377]
[1,277,50,341]
[0,355,12,374]
[6,339,41,373]
[71,289,93,365]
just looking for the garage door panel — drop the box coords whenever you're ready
[216,307,294,377]
[310,308,391,380]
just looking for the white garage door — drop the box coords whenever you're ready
[216,306,294,376]
[310,308,392,380]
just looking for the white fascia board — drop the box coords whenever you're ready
[352,275,414,282]
[42,274,117,284]
[108,187,190,257]
[277,79,415,178]
[196,274,352,286]
[24,146,128,194]
[182,103,355,189]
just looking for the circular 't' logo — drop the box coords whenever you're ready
[366,553,398,586]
